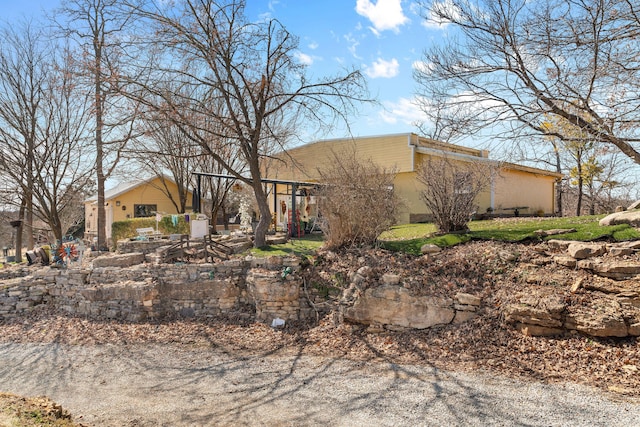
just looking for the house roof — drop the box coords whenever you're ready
[84,175,181,204]
[283,132,561,178]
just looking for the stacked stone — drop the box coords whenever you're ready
[0,276,48,317]
[245,256,301,323]
[0,254,306,324]
[453,292,482,323]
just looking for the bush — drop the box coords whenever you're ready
[316,150,399,249]
[417,156,497,233]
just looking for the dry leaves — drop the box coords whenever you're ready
[1,241,639,398]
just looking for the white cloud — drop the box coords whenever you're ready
[308,41,319,50]
[295,52,314,66]
[379,97,430,125]
[365,57,400,78]
[355,0,409,35]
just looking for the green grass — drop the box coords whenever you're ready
[249,233,325,258]
[379,215,640,255]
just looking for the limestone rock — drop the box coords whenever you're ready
[570,278,584,293]
[453,310,477,324]
[554,256,577,268]
[534,228,576,237]
[599,210,640,227]
[515,322,564,337]
[547,240,577,251]
[567,242,606,259]
[608,247,634,257]
[582,278,639,296]
[343,285,454,329]
[92,252,145,268]
[629,323,640,336]
[381,273,401,286]
[579,260,640,280]
[420,244,441,254]
[455,292,481,306]
[503,293,566,329]
[565,298,628,337]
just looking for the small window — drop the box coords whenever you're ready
[134,204,157,218]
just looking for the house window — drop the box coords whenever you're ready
[134,204,157,218]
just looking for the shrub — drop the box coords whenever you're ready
[316,150,399,249]
[417,156,497,233]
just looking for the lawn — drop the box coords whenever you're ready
[244,215,640,257]
[378,215,640,255]
[249,233,324,258]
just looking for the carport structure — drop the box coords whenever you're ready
[191,172,322,237]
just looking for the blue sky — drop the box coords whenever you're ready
[246,0,440,139]
[2,0,448,142]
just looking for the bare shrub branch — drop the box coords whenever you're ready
[417,156,496,233]
[316,151,398,249]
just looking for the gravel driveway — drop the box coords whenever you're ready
[0,342,638,426]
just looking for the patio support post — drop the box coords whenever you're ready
[291,183,297,237]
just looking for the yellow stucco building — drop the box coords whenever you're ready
[84,176,192,241]
[265,133,562,225]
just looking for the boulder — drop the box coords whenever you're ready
[565,298,628,337]
[553,255,577,268]
[608,247,634,257]
[547,240,577,251]
[503,293,566,329]
[420,244,441,254]
[343,285,454,329]
[567,242,606,259]
[381,273,401,286]
[599,210,640,226]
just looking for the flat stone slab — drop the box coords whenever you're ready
[92,252,145,268]
[344,285,455,329]
[599,210,640,226]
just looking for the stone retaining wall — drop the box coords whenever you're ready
[0,255,308,324]
[1,253,484,330]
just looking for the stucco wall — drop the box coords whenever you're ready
[493,169,556,215]
[267,134,414,181]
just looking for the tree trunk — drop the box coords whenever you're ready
[554,149,563,216]
[576,175,583,216]
[94,39,107,251]
[252,180,271,248]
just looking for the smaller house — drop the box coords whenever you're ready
[84,175,192,242]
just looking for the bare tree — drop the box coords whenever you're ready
[56,0,142,250]
[124,0,369,247]
[0,23,94,245]
[415,0,640,165]
[130,82,248,223]
[417,156,496,233]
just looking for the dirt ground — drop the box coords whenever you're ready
[1,240,640,425]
